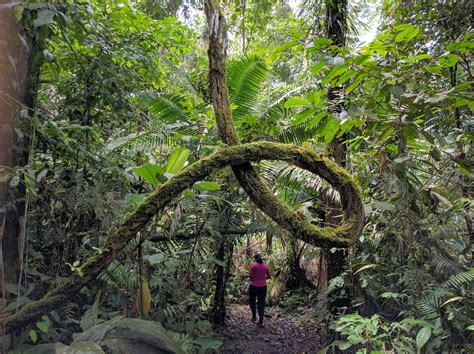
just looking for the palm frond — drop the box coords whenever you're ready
[262,163,339,203]
[417,290,445,315]
[276,123,318,145]
[227,55,269,120]
[443,271,474,290]
[145,94,192,125]
[432,255,463,277]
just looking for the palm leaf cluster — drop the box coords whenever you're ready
[227,55,269,120]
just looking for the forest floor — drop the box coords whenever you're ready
[217,304,322,353]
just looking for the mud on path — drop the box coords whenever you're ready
[218,304,322,353]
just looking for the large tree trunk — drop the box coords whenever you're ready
[318,0,351,313]
[0,1,32,298]
[1,0,363,334]
[1,141,363,333]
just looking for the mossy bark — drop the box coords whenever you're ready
[204,0,364,254]
[2,1,364,334]
[2,141,363,333]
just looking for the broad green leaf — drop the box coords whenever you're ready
[311,61,326,76]
[334,69,357,86]
[308,38,331,51]
[308,111,327,129]
[369,40,390,56]
[132,164,163,186]
[446,39,474,53]
[193,181,221,191]
[346,74,366,93]
[322,64,348,85]
[306,90,324,106]
[5,296,30,312]
[438,54,459,68]
[210,257,225,266]
[321,116,339,143]
[425,64,442,75]
[146,253,165,265]
[395,25,420,43]
[29,329,37,343]
[406,53,432,63]
[36,321,48,333]
[4,282,18,295]
[293,108,316,126]
[165,147,190,175]
[273,40,299,54]
[416,326,432,351]
[14,5,24,21]
[284,97,310,108]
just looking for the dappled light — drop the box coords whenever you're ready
[0,0,471,353]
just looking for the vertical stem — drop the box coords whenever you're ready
[241,0,246,53]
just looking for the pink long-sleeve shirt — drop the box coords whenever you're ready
[249,262,271,287]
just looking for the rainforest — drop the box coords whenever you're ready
[0,0,472,353]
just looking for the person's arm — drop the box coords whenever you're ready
[249,264,255,280]
[265,265,271,280]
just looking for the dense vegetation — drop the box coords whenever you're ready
[0,0,472,353]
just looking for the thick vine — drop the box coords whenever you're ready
[1,1,364,334]
[204,0,364,246]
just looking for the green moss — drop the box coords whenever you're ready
[2,141,364,333]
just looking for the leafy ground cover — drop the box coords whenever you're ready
[219,304,322,353]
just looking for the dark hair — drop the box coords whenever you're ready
[254,253,263,264]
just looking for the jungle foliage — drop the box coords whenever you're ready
[0,0,472,353]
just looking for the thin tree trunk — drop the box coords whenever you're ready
[318,0,350,312]
[210,236,234,325]
[285,235,313,290]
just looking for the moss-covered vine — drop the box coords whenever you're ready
[2,0,365,334]
[2,141,363,332]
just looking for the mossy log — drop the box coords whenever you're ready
[2,141,363,333]
[204,0,364,253]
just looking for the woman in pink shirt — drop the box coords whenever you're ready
[248,253,271,327]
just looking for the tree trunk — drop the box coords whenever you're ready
[318,0,351,314]
[210,236,233,325]
[0,1,32,298]
[285,235,313,290]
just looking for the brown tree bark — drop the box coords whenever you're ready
[317,0,350,295]
[1,0,364,333]
[1,141,363,333]
[0,1,31,298]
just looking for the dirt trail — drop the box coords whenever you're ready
[218,304,322,353]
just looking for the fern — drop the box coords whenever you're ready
[417,290,446,315]
[443,270,474,290]
[417,270,473,315]
[227,55,269,120]
[432,255,463,277]
[145,94,191,124]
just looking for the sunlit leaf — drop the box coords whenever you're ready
[132,164,163,186]
[193,181,221,191]
[165,147,190,175]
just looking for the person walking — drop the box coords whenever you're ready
[248,253,271,328]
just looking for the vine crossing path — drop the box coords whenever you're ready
[218,304,322,353]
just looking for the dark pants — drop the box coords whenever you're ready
[249,285,267,321]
